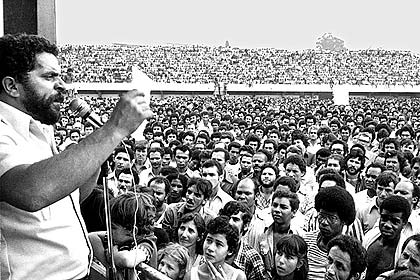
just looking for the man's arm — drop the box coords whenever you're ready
[0,90,152,212]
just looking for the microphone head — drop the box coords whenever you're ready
[69,98,91,118]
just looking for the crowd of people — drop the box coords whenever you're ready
[3,33,420,280]
[59,44,420,86]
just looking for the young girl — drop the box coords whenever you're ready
[157,243,190,280]
[89,192,157,280]
[272,234,308,280]
[184,216,246,280]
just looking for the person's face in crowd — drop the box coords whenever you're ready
[240,155,253,174]
[61,117,69,127]
[275,249,301,277]
[175,150,190,170]
[379,209,405,241]
[398,121,405,130]
[260,167,277,186]
[151,181,167,208]
[190,115,197,124]
[135,147,147,165]
[178,220,199,249]
[176,124,185,133]
[70,131,80,142]
[252,153,268,173]
[326,158,341,172]
[248,141,259,152]
[346,157,362,175]
[402,143,416,154]
[196,136,207,145]
[169,178,184,201]
[306,118,315,127]
[202,114,209,124]
[278,148,287,162]
[149,151,163,170]
[85,126,94,136]
[186,123,195,132]
[330,123,339,134]
[325,245,353,280]
[117,173,134,194]
[203,233,230,265]
[318,209,344,240]
[384,143,396,153]
[269,132,280,143]
[316,155,329,169]
[201,166,221,190]
[340,129,351,142]
[185,184,206,212]
[158,255,182,280]
[162,153,172,166]
[211,151,227,169]
[255,129,264,139]
[285,163,305,185]
[389,119,397,129]
[182,135,194,147]
[153,126,162,135]
[346,121,355,133]
[144,131,153,140]
[309,128,318,141]
[263,143,275,156]
[114,152,132,171]
[363,167,382,190]
[292,139,306,154]
[245,115,253,126]
[330,143,345,156]
[356,116,363,124]
[279,128,288,140]
[412,162,420,175]
[163,119,170,128]
[395,240,420,275]
[19,53,66,125]
[237,112,245,119]
[271,197,296,228]
[385,156,400,173]
[394,181,417,209]
[376,182,396,206]
[212,136,221,143]
[171,117,178,126]
[228,147,240,163]
[235,180,256,208]
[228,211,246,236]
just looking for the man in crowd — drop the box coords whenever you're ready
[0,34,153,279]
[138,147,164,187]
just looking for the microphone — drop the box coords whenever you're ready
[69,98,103,128]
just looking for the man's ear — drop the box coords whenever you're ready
[296,258,304,269]
[2,76,19,97]
[413,196,419,208]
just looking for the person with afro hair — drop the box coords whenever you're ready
[303,186,356,280]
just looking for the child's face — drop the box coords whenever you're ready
[203,233,230,265]
[158,255,181,280]
[111,223,134,246]
[275,251,299,277]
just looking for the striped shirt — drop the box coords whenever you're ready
[304,230,328,280]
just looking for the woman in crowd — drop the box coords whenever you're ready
[176,212,206,268]
[272,234,308,280]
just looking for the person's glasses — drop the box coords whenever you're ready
[318,212,340,224]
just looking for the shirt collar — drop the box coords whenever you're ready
[0,101,33,139]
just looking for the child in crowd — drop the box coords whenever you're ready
[183,216,246,280]
[272,234,308,280]
[157,243,190,280]
[89,192,157,280]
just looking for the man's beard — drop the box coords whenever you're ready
[21,80,64,125]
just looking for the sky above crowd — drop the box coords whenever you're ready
[56,0,420,53]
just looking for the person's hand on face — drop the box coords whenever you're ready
[207,260,227,280]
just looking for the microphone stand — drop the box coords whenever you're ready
[103,162,117,280]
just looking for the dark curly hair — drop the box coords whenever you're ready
[0,33,58,82]
[380,195,411,223]
[205,216,240,256]
[177,212,206,255]
[219,201,252,233]
[315,187,356,226]
[327,235,367,278]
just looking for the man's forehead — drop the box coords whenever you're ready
[34,52,60,73]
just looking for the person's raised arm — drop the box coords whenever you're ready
[0,90,153,211]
